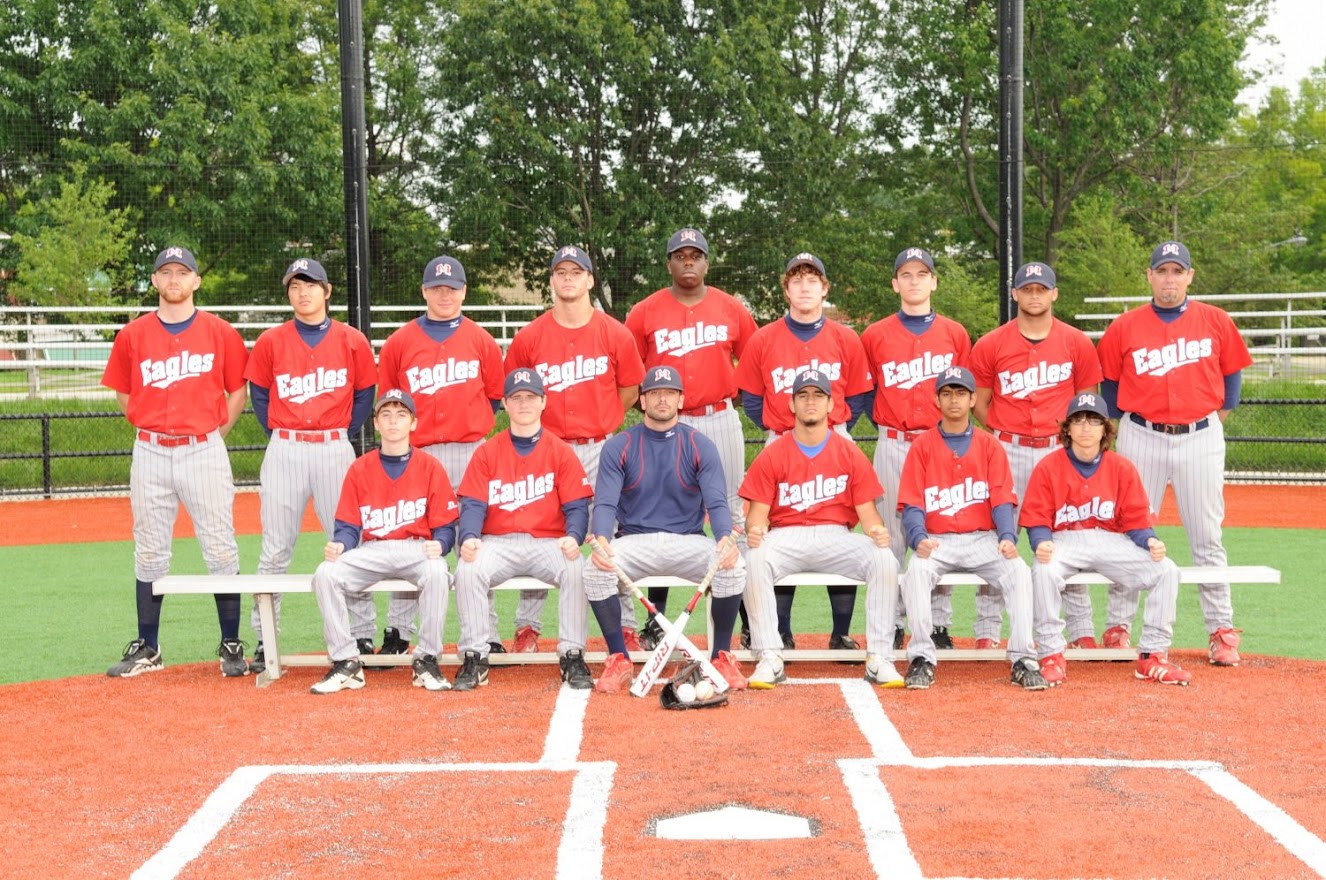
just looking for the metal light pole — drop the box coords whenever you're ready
[338,0,373,451]
[997,0,1024,324]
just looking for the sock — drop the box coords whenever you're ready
[135,579,162,647]
[590,597,627,656]
[709,594,742,655]
[646,586,669,617]
[214,593,241,641]
[828,585,858,637]
[774,585,795,637]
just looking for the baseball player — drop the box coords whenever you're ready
[1096,241,1253,665]
[243,258,379,673]
[968,261,1104,650]
[739,369,912,689]
[505,245,646,652]
[1021,392,1191,686]
[452,368,596,691]
[860,246,972,649]
[734,252,874,651]
[376,255,505,657]
[895,366,1047,690]
[309,389,459,694]
[101,247,250,678]
[584,366,746,693]
[624,227,757,646]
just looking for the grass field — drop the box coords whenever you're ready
[3,525,1314,685]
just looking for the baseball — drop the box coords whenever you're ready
[675,682,697,703]
[694,679,715,700]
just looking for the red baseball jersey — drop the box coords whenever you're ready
[1096,300,1252,424]
[377,317,505,444]
[504,310,645,441]
[335,449,459,542]
[244,320,377,431]
[897,428,1018,534]
[734,318,874,434]
[101,310,248,435]
[624,286,758,410]
[860,313,971,430]
[740,431,883,529]
[1019,449,1156,534]
[458,431,593,538]
[969,318,1102,435]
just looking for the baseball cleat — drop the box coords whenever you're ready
[1208,627,1242,666]
[639,618,666,652]
[739,626,752,650]
[975,637,1000,650]
[107,639,163,678]
[1039,653,1067,687]
[514,625,540,654]
[311,658,365,694]
[594,653,634,694]
[828,633,860,650]
[1136,652,1193,685]
[488,641,508,654]
[1011,658,1049,690]
[748,650,786,689]
[249,642,266,675]
[452,650,490,691]
[559,649,593,689]
[712,650,748,690]
[893,626,905,650]
[865,654,904,688]
[1102,625,1131,649]
[411,654,451,691]
[1068,635,1100,649]
[355,637,376,655]
[904,657,936,690]
[217,639,249,677]
[621,628,643,654]
[931,626,955,650]
[780,632,796,650]
[379,627,410,656]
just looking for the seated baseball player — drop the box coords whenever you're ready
[896,366,1047,691]
[1021,392,1190,686]
[739,369,910,689]
[309,389,459,694]
[584,366,747,694]
[453,368,596,691]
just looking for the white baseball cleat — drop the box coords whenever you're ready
[864,654,904,688]
[748,650,786,690]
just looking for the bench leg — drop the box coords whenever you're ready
[256,593,281,687]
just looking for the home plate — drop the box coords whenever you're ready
[654,805,814,840]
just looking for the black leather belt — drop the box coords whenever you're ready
[1129,413,1210,435]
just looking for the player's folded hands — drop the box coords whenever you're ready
[324,541,344,562]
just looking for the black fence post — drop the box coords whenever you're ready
[41,415,52,499]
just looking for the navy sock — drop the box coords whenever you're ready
[214,594,241,641]
[709,594,742,655]
[135,579,162,647]
[590,597,627,656]
[828,585,858,637]
[774,585,795,637]
[646,586,669,617]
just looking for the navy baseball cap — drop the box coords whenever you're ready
[893,247,935,275]
[282,257,329,286]
[785,252,826,275]
[374,388,417,416]
[1150,241,1192,270]
[423,256,467,289]
[550,245,593,273]
[1013,261,1056,289]
[504,368,545,397]
[934,365,975,394]
[154,246,198,273]
[792,369,832,395]
[667,228,709,256]
[641,365,684,393]
[1066,391,1109,420]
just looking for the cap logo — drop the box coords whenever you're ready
[944,367,962,380]
[804,370,821,381]
[1077,393,1097,407]
[290,259,308,271]
[680,230,697,243]
[1025,264,1043,277]
[165,247,184,259]
[795,252,814,261]
[436,261,451,276]
[513,370,532,384]
[560,246,579,258]
[1162,243,1180,256]
[384,389,403,401]
[905,248,924,259]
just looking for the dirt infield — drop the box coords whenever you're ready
[4,653,1323,879]
[3,482,1324,546]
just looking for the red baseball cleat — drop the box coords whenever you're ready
[622,628,643,653]
[1209,627,1242,666]
[1039,653,1067,686]
[513,625,539,654]
[975,638,1000,650]
[711,650,747,690]
[1068,635,1099,649]
[1102,625,1131,649]
[594,652,634,694]
[1136,652,1193,685]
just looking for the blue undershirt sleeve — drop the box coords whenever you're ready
[431,523,456,556]
[349,386,376,435]
[333,519,361,550]
[992,502,1017,545]
[901,505,928,551]
[1027,526,1053,552]
[846,391,870,431]
[1101,379,1122,419]
[458,497,488,544]
[1127,527,1158,550]
[249,383,272,435]
[1221,371,1243,411]
[590,442,627,538]
[696,438,735,538]
[562,498,589,544]
[741,391,766,431]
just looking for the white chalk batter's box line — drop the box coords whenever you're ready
[133,679,1326,880]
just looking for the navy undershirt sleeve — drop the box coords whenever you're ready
[902,505,928,551]
[349,386,375,435]
[249,383,272,435]
[431,523,456,555]
[741,390,765,431]
[333,519,361,550]
[458,497,488,543]
[846,391,870,431]
[1027,525,1053,551]
[1222,372,1243,410]
[562,498,589,544]
[992,502,1017,545]
[1101,379,1122,418]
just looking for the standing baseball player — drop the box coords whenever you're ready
[734,252,874,650]
[309,389,459,694]
[584,365,746,694]
[1096,241,1253,665]
[624,228,757,646]
[739,369,913,688]
[860,246,971,649]
[376,255,505,657]
[244,258,379,673]
[101,246,250,677]
[968,261,1104,650]
[505,245,646,652]
[1022,392,1191,686]
[452,368,596,691]
[895,366,1047,690]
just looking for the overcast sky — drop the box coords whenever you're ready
[1239,0,1323,106]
